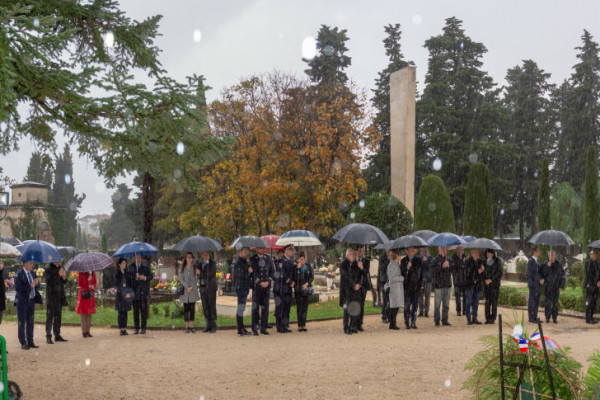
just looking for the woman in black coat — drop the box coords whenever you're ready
[294,252,314,332]
[114,258,133,335]
[483,249,503,325]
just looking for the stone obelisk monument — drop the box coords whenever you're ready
[389,66,416,215]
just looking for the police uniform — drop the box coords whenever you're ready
[251,252,274,334]
[233,255,252,335]
[274,244,295,333]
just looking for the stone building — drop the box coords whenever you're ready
[1,182,55,242]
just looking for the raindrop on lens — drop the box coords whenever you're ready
[258,259,265,268]
[85,358,91,367]
[302,37,317,59]
[112,191,122,202]
[350,212,356,219]
[161,273,167,280]
[235,243,242,251]
[432,158,442,171]
[173,169,182,179]
[510,202,518,211]
[445,378,451,388]
[95,182,106,193]
[428,202,437,212]
[68,201,78,212]
[104,30,115,48]
[412,14,422,25]
[460,42,464,49]
[176,141,185,155]
[468,153,478,163]
[512,324,523,338]
[486,258,494,266]
[33,18,40,27]
[193,29,202,43]
[323,45,334,56]
[500,209,505,216]
[347,301,361,317]
[359,200,365,208]
[64,173,72,184]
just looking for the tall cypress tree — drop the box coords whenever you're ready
[463,163,494,239]
[303,25,351,89]
[25,152,52,186]
[415,174,455,233]
[583,146,600,251]
[364,24,413,194]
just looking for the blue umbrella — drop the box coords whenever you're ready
[427,233,467,247]
[461,235,477,243]
[19,240,63,263]
[113,241,158,258]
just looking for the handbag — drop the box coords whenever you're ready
[176,286,185,296]
[81,290,93,299]
[302,286,315,297]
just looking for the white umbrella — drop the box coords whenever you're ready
[276,230,322,247]
[0,242,22,258]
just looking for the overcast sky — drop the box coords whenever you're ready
[2,0,599,217]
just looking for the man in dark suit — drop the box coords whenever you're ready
[250,246,273,335]
[15,261,41,350]
[276,244,295,333]
[44,262,68,343]
[377,250,390,323]
[355,245,372,331]
[339,248,355,334]
[527,246,542,323]
[128,253,152,334]
[233,247,252,336]
[196,251,218,333]
[584,249,600,324]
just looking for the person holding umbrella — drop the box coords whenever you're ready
[482,249,503,325]
[128,253,152,334]
[584,249,600,324]
[339,248,355,334]
[431,246,453,327]
[401,246,423,329]
[451,246,467,317]
[418,247,432,318]
[233,246,252,336]
[464,248,484,325]
[377,250,390,323]
[76,269,97,338]
[115,258,133,335]
[44,261,68,343]
[195,251,218,333]
[540,250,565,324]
[15,260,42,349]
[355,245,372,331]
[179,252,200,333]
[294,252,314,332]
[250,247,273,335]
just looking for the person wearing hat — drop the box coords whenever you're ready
[483,249,503,324]
[233,247,252,336]
[250,246,273,335]
[274,243,295,333]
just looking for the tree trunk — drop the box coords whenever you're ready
[142,172,155,244]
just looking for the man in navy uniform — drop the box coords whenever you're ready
[527,246,542,323]
[274,244,295,333]
[233,246,252,336]
[128,253,152,334]
[250,246,273,335]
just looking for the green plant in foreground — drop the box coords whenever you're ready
[582,352,600,400]
[463,312,582,399]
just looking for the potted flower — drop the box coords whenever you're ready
[326,265,336,290]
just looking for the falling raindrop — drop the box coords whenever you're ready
[176,141,185,155]
[428,202,437,212]
[85,358,91,367]
[64,173,72,184]
[161,273,167,280]
[445,378,451,388]
[432,158,442,171]
[323,45,334,56]
[350,212,356,219]
[193,29,202,43]
[468,153,478,163]
[302,37,317,59]
[68,201,78,212]
[500,209,505,216]
[347,301,361,317]
[534,170,539,179]
[33,18,40,27]
[339,200,348,210]
[359,200,365,208]
[173,169,182,179]
[412,14,422,25]
[104,31,115,48]
[95,182,106,193]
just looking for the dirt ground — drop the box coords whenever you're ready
[2,306,599,400]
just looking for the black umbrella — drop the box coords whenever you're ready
[388,235,428,250]
[331,223,389,245]
[528,230,574,247]
[411,230,438,242]
[173,235,223,253]
[57,246,78,256]
[588,240,600,249]
[230,236,270,250]
[464,238,503,251]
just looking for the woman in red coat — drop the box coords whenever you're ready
[76,271,97,338]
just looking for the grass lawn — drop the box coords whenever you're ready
[2,300,380,328]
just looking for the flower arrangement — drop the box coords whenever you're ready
[326,265,338,279]
[35,268,44,278]
[150,276,165,289]
[216,272,223,280]
[106,287,117,297]
[4,279,13,289]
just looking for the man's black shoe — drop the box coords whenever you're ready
[284,329,292,333]
[140,329,146,334]
[55,335,68,342]
[252,330,259,336]
[21,344,29,350]
[46,338,53,344]
[203,327,210,333]
[134,329,139,334]
[411,323,417,329]
[209,328,217,333]
[435,322,440,327]
[405,324,410,330]
[442,322,451,326]
[28,343,39,349]
[473,319,482,325]
[357,326,364,332]
[260,330,270,335]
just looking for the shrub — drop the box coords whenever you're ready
[347,192,414,240]
[497,286,527,307]
[163,303,171,318]
[516,260,528,275]
[415,174,455,233]
[170,302,184,319]
[463,163,494,238]
[566,277,578,290]
[571,261,584,282]
[151,303,160,315]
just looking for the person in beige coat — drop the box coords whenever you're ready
[386,249,404,330]
[179,252,200,333]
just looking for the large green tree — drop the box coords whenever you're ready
[347,192,414,240]
[501,60,555,246]
[416,17,503,232]
[304,25,351,89]
[364,23,413,194]
[25,152,52,186]
[554,30,600,188]
[537,158,551,232]
[550,181,582,245]
[583,146,600,251]
[101,183,136,249]
[414,174,455,233]
[463,163,494,239]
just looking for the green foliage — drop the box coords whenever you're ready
[101,234,108,254]
[571,261,585,283]
[25,152,52,186]
[537,159,551,232]
[170,302,184,319]
[348,192,414,240]
[151,303,160,316]
[551,182,583,245]
[497,286,527,307]
[7,204,38,240]
[463,313,582,399]
[303,25,351,88]
[101,184,137,249]
[583,146,600,252]
[516,260,528,275]
[163,303,172,318]
[583,352,600,400]
[566,277,579,290]
[47,207,66,245]
[415,174,455,233]
[463,163,494,238]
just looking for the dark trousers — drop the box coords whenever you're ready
[404,294,419,325]
[464,288,480,320]
[380,285,389,321]
[484,286,499,322]
[388,307,399,327]
[419,282,431,316]
[183,302,195,322]
[132,299,148,330]
[528,287,541,322]
[17,298,35,345]
[117,310,128,329]
[545,289,560,321]
[0,311,3,325]
[296,295,309,327]
[236,291,248,331]
[200,288,217,329]
[252,288,270,332]
[281,294,292,329]
[359,289,367,327]
[45,304,62,338]
[454,285,466,313]
[586,288,598,322]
